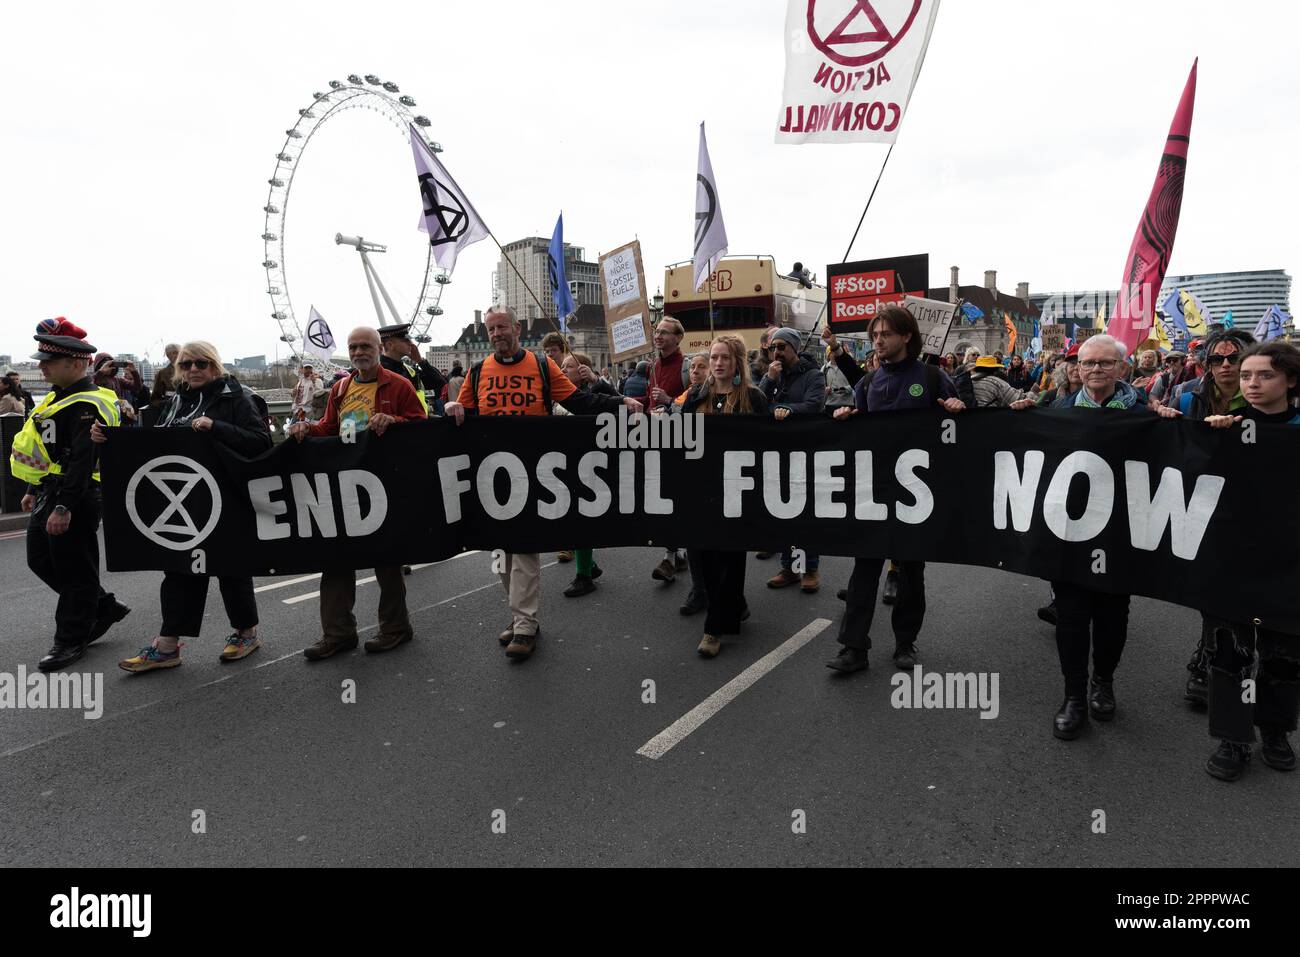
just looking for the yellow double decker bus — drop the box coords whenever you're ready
[662,256,827,354]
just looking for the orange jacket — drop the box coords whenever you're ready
[307,366,427,436]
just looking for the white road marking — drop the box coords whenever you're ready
[254,573,321,594]
[279,553,480,605]
[636,618,833,761]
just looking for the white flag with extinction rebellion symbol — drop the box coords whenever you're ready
[776,0,941,145]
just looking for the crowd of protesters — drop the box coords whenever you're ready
[9,303,1300,787]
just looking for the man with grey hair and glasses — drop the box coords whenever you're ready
[1011,334,1150,740]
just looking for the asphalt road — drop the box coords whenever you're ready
[0,527,1293,867]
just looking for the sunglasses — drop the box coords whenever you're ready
[1206,353,1241,366]
[178,359,211,370]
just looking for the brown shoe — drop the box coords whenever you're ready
[505,632,537,659]
[499,627,514,646]
[801,571,821,593]
[303,635,358,660]
[364,631,413,653]
[651,558,676,583]
[697,634,721,658]
[766,569,801,589]
[557,550,574,563]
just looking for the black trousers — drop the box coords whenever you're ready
[26,488,114,646]
[699,550,747,636]
[1205,618,1300,744]
[1052,580,1130,697]
[159,571,258,638]
[837,558,925,651]
[685,548,708,606]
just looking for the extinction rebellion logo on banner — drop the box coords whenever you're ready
[124,455,222,552]
[776,0,942,144]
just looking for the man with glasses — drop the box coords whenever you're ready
[288,327,427,660]
[1147,351,1188,403]
[1013,334,1148,740]
[760,328,827,593]
[649,318,692,583]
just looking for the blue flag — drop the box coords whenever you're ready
[960,302,984,324]
[548,213,576,333]
[1161,289,1190,340]
[1221,310,1234,329]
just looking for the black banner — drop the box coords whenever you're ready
[100,410,1300,632]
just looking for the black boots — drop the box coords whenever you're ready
[1206,740,1252,781]
[1053,696,1088,740]
[1260,728,1296,771]
[1088,678,1116,721]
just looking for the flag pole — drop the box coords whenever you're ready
[707,274,716,342]
[807,141,898,344]
[841,141,896,264]
[488,232,559,334]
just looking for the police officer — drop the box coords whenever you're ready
[11,321,131,671]
[377,324,445,414]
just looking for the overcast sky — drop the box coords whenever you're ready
[4,0,1297,364]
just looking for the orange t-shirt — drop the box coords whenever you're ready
[457,351,575,416]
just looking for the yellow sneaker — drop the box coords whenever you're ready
[119,645,182,673]
[220,633,261,662]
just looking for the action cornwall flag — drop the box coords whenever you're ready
[302,306,336,369]
[411,124,489,272]
[548,213,576,334]
[694,122,729,294]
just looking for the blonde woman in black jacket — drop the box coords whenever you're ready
[94,342,272,673]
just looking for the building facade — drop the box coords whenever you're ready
[1157,269,1292,330]
[1032,270,1294,343]
[495,237,602,327]
[929,268,1041,356]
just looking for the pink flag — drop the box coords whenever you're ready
[1106,59,1197,355]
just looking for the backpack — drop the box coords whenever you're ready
[469,350,552,415]
[948,367,976,410]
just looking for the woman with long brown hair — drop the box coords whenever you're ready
[679,336,768,657]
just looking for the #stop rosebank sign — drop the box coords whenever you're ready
[777,0,942,144]
[827,253,929,334]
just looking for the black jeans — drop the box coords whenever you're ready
[27,488,114,646]
[159,571,258,638]
[837,558,925,651]
[699,550,747,636]
[1205,618,1300,744]
[685,548,707,606]
[1052,580,1130,697]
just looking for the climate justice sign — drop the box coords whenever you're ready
[101,411,1300,632]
